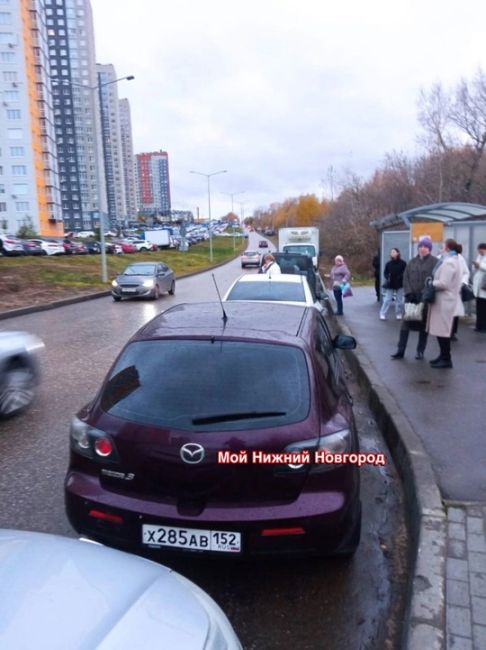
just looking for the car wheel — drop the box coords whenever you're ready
[0,362,36,419]
[112,296,122,302]
[333,501,361,558]
[153,286,160,300]
[141,247,149,252]
[168,281,175,295]
[41,250,47,256]
[241,264,245,268]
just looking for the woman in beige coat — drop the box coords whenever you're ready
[450,245,471,340]
[426,239,462,368]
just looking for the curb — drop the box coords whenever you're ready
[0,291,111,321]
[334,316,446,650]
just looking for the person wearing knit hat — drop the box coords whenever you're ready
[390,238,438,360]
[418,236,433,252]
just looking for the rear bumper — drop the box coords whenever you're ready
[65,470,360,558]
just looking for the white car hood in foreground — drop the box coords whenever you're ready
[0,530,240,650]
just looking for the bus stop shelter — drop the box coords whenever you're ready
[370,202,486,278]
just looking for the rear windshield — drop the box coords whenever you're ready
[100,340,310,432]
[283,245,316,257]
[226,281,306,303]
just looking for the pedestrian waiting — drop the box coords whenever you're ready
[380,248,406,320]
[390,236,437,360]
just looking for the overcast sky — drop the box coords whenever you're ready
[91,0,486,220]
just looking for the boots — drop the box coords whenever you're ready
[390,329,408,360]
[430,337,452,368]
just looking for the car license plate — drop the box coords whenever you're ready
[122,288,137,293]
[142,524,241,553]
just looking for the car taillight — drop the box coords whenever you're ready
[284,429,352,473]
[70,416,119,462]
[94,437,113,457]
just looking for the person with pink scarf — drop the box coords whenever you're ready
[329,255,351,315]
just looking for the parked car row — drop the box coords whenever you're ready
[0,235,161,257]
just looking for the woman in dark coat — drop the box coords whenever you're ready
[379,248,407,320]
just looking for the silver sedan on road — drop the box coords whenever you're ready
[111,262,176,301]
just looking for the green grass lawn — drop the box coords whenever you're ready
[1,237,246,290]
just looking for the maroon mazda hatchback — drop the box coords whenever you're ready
[65,302,361,557]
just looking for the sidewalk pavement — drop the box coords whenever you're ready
[335,286,486,650]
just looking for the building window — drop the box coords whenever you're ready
[7,128,22,140]
[2,70,17,81]
[12,183,28,195]
[0,31,13,43]
[10,146,24,156]
[15,201,29,211]
[4,90,18,101]
[6,109,20,119]
[0,12,11,24]
[0,202,7,212]
[12,165,27,175]
[0,51,14,62]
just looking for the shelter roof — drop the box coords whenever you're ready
[370,202,486,230]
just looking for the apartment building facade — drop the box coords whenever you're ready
[135,149,171,217]
[0,0,62,236]
[45,0,107,232]
[119,97,136,220]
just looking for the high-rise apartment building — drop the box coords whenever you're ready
[119,97,136,220]
[97,63,126,226]
[0,0,62,236]
[45,0,106,232]
[135,150,171,216]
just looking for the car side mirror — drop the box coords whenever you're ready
[333,334,357,350]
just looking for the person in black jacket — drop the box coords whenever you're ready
[390,236,438,360]
[379,248,407,320]
[372,250,381,302]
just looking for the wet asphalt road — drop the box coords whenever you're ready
[0,245,408,649]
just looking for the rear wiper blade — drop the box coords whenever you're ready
[192,411,286,425]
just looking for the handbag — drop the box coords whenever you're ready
[341,282,353,298]
[403,302,424,321]
[421,278,436,304]
[461,284,474,302]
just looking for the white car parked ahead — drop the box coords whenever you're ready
[223,273,324,311]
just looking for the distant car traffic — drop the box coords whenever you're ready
[21,240,44,256]
[27,238,65,256]
[65,302,360,558]
[223,273,323,310]
[0,529,242,650]
[84,240,101,254]
[111,262,176,301]
[62,239,88,255]
[121,238,156,252]
[104,242,124,255]
[240,250,261,268]
[0,331,44,418]
[258,240,269,248]
[0,235,24,256]
[113,240,137,254]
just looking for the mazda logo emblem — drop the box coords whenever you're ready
[180,443,205,464]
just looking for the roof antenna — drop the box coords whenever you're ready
[212,273,228,323]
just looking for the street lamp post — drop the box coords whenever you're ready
[189,169,227,262]
[54,74,134,282]
[222,190,245,250]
